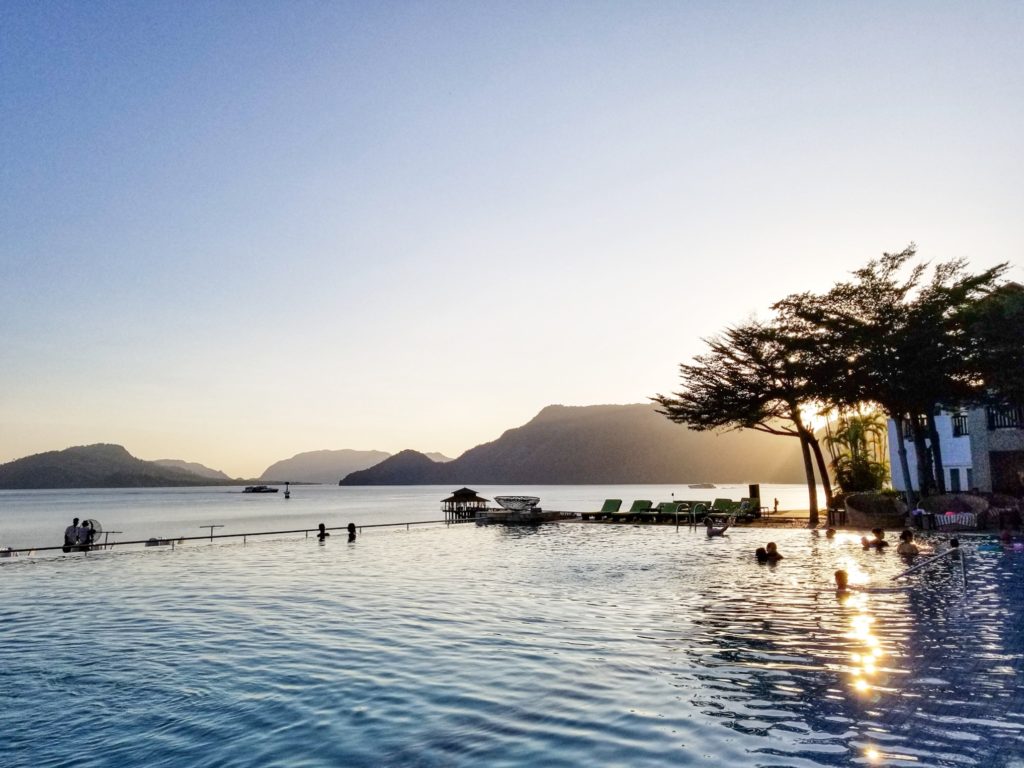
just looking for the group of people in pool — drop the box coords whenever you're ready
[317,522,357,542]
[754,527,934,565]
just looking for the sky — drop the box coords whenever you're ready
[2,1,1022,478]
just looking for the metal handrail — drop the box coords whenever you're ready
[0,518,467,557]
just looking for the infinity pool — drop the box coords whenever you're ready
[2,524,1022,767]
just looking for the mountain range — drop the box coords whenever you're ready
[341,403,806,485]
[0,404,807,489]
[0,444,237,489]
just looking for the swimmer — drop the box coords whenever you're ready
[317,523,330,542]
[834,569,852,594]
[765,542,783,563]
[347,522,357,542]
[755,547,769,564]
[896,529,919,558]
[825,528,836,539]
[863,528,889,550]
[1000,529,1013,547]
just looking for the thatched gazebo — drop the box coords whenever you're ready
[442,488,489,521]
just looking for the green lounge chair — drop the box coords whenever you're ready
[610,499,653,523]
[711,498,739,514]
[582,498,622,521]
[654,501,682,523]
[686,502,709,523]
[736,498,761,520]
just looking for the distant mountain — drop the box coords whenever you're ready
[340,404,807,485]
[0,444,237,489]
[424,452,454,463]
[260,449,391,483]
[153,459,231,480]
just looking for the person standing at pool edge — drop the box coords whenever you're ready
[63,518,79,553]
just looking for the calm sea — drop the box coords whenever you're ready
[0,483,821,551]
[2,486,1022,767]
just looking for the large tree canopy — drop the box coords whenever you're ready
[657,245,1013,515]
[653,321,829,525]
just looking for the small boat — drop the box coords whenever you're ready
[689,483,715,489]
[243,485,279,494]
[494,496,541,511]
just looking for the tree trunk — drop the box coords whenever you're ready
[893,412,917,506]
[797,431,820,527]
[926,410,946,494]
[910,417,935,497]
[807,435,835,509]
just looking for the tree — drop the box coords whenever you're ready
[653,321,830,527]
[773,246,1007,502]
[823,410,889,493]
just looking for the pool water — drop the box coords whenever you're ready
[2,524,1023,767]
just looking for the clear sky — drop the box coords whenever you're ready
[2,1,1022,478]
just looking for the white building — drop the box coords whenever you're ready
[887,407,1024,496]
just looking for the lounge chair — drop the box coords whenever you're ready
[581,499,622,521]
[610,499,653,523]
[736,498,761,520]
[710,498,739,514]
[654,501,683,523]
[684,502,709,523]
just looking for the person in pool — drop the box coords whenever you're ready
[862,528,889,550]
[347,522,357,542]
[317,523,330,542]
[755,547,769,564]
[834,569,853,596]
[765,542,783,563]
[896,529,919,558]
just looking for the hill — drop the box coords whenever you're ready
[260,449,391,483]
[0,444,237,489]
[340,403,807,485]
[153,459,231,480]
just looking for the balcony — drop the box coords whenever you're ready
[987,406,1024,431]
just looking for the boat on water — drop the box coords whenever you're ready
[243,485,279,494]
[689,483,715,489]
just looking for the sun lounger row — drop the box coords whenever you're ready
[582,497,762,523]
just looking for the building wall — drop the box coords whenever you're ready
[968,409,1024,494]
[886,412,972,493]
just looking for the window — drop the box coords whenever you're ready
[951,412,969,437]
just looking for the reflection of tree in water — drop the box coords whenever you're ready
[892,549,1024,766]
[675,586,868,763]
[665,545,1024,766]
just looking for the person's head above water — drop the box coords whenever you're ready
[318,523,326,532]
[834,569,849,590]
[755,547,768,563]
[871,528,885,539]
[899,529,914,543]
[825,528,836,539]
[766,542,778,553]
